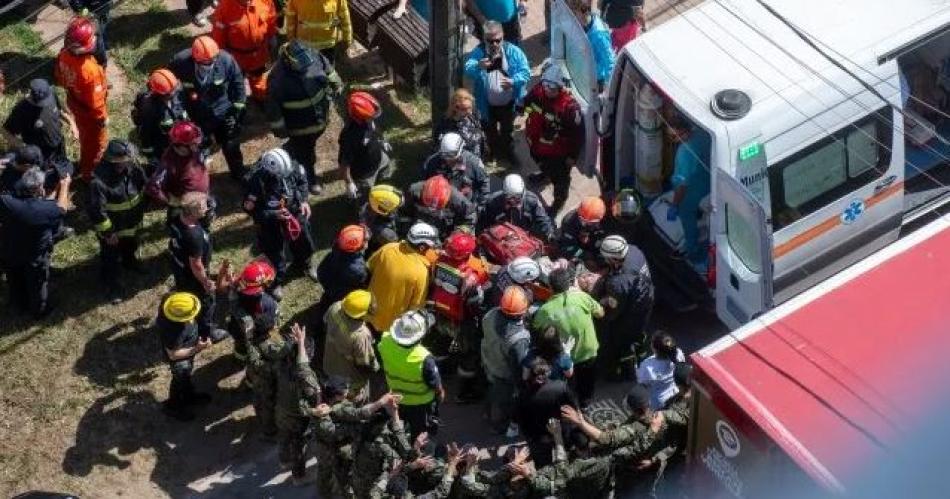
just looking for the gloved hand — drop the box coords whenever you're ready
[666,204,679,222]
[346,181,359,199]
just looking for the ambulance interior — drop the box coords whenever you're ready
[898,29,950,212]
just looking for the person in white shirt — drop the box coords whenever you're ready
[636,331,686,410]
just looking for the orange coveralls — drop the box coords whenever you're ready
[56,48,108,180]
[212,0,278,100]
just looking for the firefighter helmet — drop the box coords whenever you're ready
[600,235,629,261]
[148,69,179,96]
[368,185,403,216]
[281,39,315,71]
[439,132,465,159]
[541,63,568,88]
[500,285,529,317]
[420,175,451,210]
[191,36,220,64]
[337,225,368,253]
[169,120,203,146]
[444,231,477,261]
[347,91,381,122]
[260,148,293,178]
[65,17,96,52]
[162,292,201,322]
[342,290,373,319]
[507,257,541,284]
[391,309,435,346]
[406,222,440,247]
[577,197,606,224]
[237,260,276,295]
[503,174,525,198]
[612,189,642,222]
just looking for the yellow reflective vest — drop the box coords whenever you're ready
[378,332,435,406]
[285,0,352,50]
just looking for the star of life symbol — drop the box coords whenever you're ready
[841,199,865,225]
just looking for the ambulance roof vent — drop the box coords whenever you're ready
[710,89,751,121]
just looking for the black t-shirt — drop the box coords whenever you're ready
[602,0,642,29]
[338,121,385,179]
[0,194,64,265]
[3,100,64,158]
[168,217,210,271]
[517,380,577,440]
[158,313,200,359]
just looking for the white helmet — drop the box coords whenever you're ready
[507,256,541,284]
[391,309,435,346]
[407,221,440,247]
[503,174,525,198]
[541,63,567,87]
[260,148,293,178]
[439,132,465,159]
[600,235,629,260]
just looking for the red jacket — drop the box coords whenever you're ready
[430,254,489,324]
[523,84,583,159]
[147,149,210,206]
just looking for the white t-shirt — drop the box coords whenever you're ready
[636,348,686,410]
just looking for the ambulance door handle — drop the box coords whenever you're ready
[730,273,739,290]
[874,175,897,193]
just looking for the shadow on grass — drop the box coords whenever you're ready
[0,51,55,91]
[72,315,159,387]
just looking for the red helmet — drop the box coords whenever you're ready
[148,69,179,96]
[65,17,96,52]
[191,36,220,64]
[444,231,477,261]
[347,91,380,122]
[336,224,368,253]
[169,120,203,146]
[420,175,451,210]
[237,260,276,295]
[577,197,606,224]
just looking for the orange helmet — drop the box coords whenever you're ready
[500,285,529,317]
[169,120,203,146]
[337,224,368,253]
[191,36,220,64]
[347,91,381,122]
[65,17,96,52]
[237,260,276,295]
[148,69,179,96]
[444,231,477,261]
[577,197,606,224]
[420,175,451,210]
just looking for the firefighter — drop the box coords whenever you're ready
[266,40,342,194]
[65,0,111,67]
[284,0,352,64]
[405,175,477,239]
[421,132,490,207]
[211,0,278,101]
[2,78,73,184]
[228,259,281,362]
[483,255,546,310]
[366,222,440,334]
[157,292,214,421]
[132,69,190,167]
[597,235,654,380]
[339,92,393,203]
[168,36,247,180]
[360,184,403,256]
[314,224,370,361]
[243,148,318,294]
[146,120,214,226]
[524,64,583,217]
[427,230,489,403]
[557,196,607,264]
[479,173,554,241]
[55,16,108,181]
[87,140,149,302]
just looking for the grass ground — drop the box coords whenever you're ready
[0,1,433,496]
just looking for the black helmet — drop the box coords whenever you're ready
[281,40,315,72]
[613,189,642,222]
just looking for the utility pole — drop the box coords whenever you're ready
[429,0,463,140]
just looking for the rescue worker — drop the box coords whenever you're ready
[168,36,246,180]
[65,0,112,66]
[479,173,554,241]
[227,259,280,362]
[598,235,654,380]
[157,292,214,421]
[557,196,607,263]
[323,289,380,403]
[483,256,545,309]
[666,112,712,268]
[244,148,317,293]
[566,0,614,89]
[340,92,393,203]
[132,69,190,167]
[55,16,108,180]
[211,0,278,101]
[275,322,322,485]
[360,184,403,255]
[366,222,439,333]
[524,64,583,217]
[405,175,477,239]
[87,140,148,302]
[167,191,229,342]
[284,0,352,63]
[427,230,489,403]
[244,305,287,437]
[379,309,446,438]
[0,167,69,318]
[146,120,214,226]
[421,132,490,207]
[267,40,342,194]
[2,79,73,182]
[481,285,531,436]
[315,224,370,355]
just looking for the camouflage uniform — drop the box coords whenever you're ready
[313,400,374,498]
[648,398,691,498]
[352,418,414,498]
[275,355,322,478]
[528,455,616,499]
[245,332,289,436]
[369,466,456,499]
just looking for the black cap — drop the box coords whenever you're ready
[15,145,43,166]
[28,79,54,107]
[624,384,651,412]
[322,375,350,399]
[104,139,133,161]
[674,362,693,388]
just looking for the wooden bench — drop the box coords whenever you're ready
[348,0,429,88]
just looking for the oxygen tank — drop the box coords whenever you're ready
[634,83,665,199]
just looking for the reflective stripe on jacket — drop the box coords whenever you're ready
[378,332,435,405]
[285,0,352,49]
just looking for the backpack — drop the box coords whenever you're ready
[478,222,543,265]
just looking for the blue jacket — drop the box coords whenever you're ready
[464,41,530,118]
[586,16,615,85]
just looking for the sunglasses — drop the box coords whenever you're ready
[486,38,503,44]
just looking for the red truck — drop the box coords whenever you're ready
[687,216,950,497]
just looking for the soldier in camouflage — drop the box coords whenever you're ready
[275,322,322,485]
[244,312,288,438]
[370,442,481,498]
[351,400,415,498]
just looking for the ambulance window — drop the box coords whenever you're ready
[726,205,762,273]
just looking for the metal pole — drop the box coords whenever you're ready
[429,0,462,141]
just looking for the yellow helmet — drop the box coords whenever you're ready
[342,290,373,319]
[162,292,201,323]
[368,185,403,216]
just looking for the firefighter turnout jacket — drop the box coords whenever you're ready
[132,90,189,160]
[211,0,278,75]
[285,0,352,50]
[523,83,583,159]
[265,51,339,137]
[168,48,247,123]
[88,161,148,238]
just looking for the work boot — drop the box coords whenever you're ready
[106,284,123,305]
[206,327,231,344]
